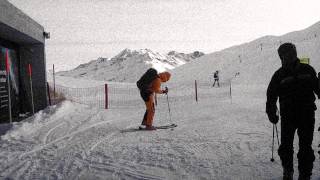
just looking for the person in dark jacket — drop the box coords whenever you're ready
[212,70,220,87]
[266,43,320,180]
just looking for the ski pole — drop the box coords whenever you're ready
[271,125,275,162]
[275,108,280,146]
[165,88,173,125]
[275,124,280,146]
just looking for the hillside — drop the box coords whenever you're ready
[169,21,320,85]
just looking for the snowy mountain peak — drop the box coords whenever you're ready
[113,48,167,61]
[113,48,134,59]
[57,48,204,82]
[107,48,205,72]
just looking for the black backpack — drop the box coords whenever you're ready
[137,68,158,91]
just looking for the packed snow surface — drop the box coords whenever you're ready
[1,82,320,179]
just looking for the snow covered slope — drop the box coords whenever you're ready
[1,89,320,179]
[170,21,320,85]
[57,49,204,82]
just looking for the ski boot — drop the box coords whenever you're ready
[145,125,156,131]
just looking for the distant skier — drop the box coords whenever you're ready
[266,43,320,180]
[137,68,171,130]
[212,70,220,87]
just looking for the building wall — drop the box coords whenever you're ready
[19,45,47,112]
[0,0,47,119]
[0,0,44,44]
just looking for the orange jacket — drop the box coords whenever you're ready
[149,72,171,94]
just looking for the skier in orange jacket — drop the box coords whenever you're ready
[140,72,171,130]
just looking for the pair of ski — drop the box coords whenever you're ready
[139,123,177,130]
[121,123,177,133]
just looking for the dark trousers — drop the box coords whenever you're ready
[212,79,219,87]
[278,108,315,176]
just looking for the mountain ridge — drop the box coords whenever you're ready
[57,48,204,82]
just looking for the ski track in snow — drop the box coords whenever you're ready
[43,121,70,144]
[19,118,115,159]
[1,85,320,179]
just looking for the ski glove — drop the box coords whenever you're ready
[162,87,168,94]
[268,113,279,124]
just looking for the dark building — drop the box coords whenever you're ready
[0,0,48,123]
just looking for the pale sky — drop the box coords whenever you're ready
[8,0,320,70]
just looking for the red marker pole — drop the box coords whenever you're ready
[28,64,35,114]
[5,49,12,123]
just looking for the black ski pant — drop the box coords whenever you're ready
[278,108,315,176]
[212,79,219,87]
